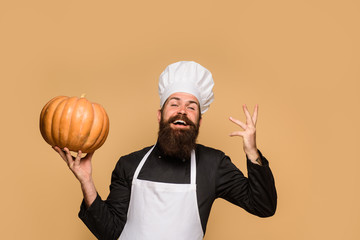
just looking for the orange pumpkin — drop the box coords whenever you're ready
[40,95,109,153]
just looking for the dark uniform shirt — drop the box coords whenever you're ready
[79,144,277,240]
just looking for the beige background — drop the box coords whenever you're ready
[1,0,359,239]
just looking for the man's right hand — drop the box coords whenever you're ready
[53,146,94,184]
[52,146,97,207]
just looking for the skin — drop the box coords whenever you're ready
[53,92,261,208]
[157,92,202,129]
[229,104,261,165]
[52,146,97,207]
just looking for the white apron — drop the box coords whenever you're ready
[119,145,204,240]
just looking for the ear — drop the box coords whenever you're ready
[198,117,202,127]
[157,109,162,123]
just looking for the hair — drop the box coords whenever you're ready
[157,112,200,160]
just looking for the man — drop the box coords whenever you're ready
[54,61,277,240]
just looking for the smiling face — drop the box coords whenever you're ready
[157,92,202,129]
[156,92,202,159]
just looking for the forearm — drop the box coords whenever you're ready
[216,153,277,217]
[245,148,261,165]
[78,158,131,240]
[80,177,97,208]
[245,156,277,216]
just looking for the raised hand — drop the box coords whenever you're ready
[229,104,261,165]
[53,146,94,183]
[53,146,97,207]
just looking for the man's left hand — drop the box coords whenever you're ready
[229,104,261,165]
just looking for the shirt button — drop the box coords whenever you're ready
[158,156,162,159]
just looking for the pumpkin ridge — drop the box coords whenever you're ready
[72,98,94,152]
[86,103,104,152]
[50,97,68,147]
[40,96,64,145]
[67,97,80,151]
[59,97,78,149]
[79,101,96,152]
[98,107,110,148]
[89,105,109,152]
[56,98,69,148]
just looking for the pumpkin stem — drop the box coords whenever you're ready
[80,93,86,98]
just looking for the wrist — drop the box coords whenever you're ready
[79,176,93,186]
[246,149,261,164]
[245,148,258,158]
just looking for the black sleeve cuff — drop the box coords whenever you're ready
[246,150,269,168]
[78,193,102,219]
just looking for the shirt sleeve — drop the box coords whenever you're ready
[78,158,131,240]
[215,150,277,217]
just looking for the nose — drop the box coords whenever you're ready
[178,105,187,115]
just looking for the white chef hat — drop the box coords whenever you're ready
[158,61,214,114]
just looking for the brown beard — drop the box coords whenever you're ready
[157,114,200,160]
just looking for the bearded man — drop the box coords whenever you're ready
[54,61,277,240]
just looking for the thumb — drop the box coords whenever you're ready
[229,131,244,137]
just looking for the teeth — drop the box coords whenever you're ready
[173,120,187,125]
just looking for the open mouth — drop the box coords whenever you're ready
[172,120,188,126]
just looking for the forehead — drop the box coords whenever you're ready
[166,92,199,105]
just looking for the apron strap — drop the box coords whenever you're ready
[133,145,156,179]
[190,150,196,185]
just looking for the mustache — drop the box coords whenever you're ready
[165,114,197,127]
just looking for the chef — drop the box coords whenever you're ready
[54,61,277,240]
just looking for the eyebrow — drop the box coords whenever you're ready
[168,97,199,106]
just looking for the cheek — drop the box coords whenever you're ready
[167,109,179,116]
[189,113,200,124]
[161,109,176,121]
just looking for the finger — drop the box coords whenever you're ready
[52,146,62,155]
[73,150,82,166]
[63,147,75,165]
[243,105,254,125]
[53,146,68,162]
[252,104,258,126]
[229,117,246,130]
[229,131,244,137]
